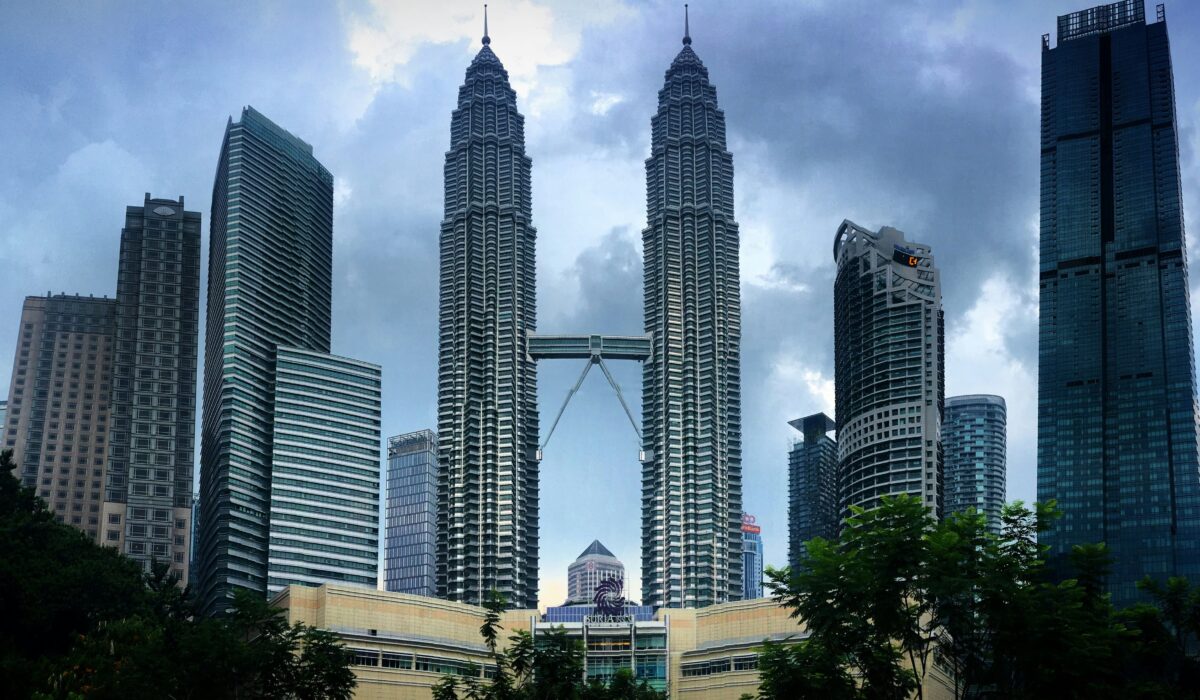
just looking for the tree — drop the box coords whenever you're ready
[0,449,356,699]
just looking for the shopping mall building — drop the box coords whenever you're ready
[274,584,955,699]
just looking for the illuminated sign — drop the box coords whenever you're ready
[892,246,921,267]
[741,513,761,534]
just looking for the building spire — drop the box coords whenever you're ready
[683,4,691,45]
[482,4,490,45]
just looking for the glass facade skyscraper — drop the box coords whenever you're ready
[196,106,335,615]
[641,25,743,609]
[103,194,201,582]
[741,515,763,599]
[437,31,540,609]
[834,221,944,518]
[1038,1,1200,606]
[385,429,438,597]
[943,395,1006,533]
[788,413,838,567]
[266,348,380,593]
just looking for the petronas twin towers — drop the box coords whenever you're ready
[437,17,741,610]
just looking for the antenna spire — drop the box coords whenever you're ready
[683,4,691,45]
[483,4,490,45]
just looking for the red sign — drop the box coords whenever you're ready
[741,524,761,534]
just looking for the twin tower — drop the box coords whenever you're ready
[437,20,742,609]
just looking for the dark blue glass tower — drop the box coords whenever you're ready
[788,413,838,568]
[1038,1,1200,606]
[385,430,438,596]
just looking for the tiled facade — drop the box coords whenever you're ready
[5,295,116,541]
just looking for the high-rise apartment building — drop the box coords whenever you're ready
[385,429,438,597]
[641,22,744,609]
[5,295,117,540]
[834,221,944,517]
[741,514,763,599]
[437,29,540,609]
[567,540,625,604]
[943,395,1006,533]
[266,348,380,593]
[196,106,335,615]
[102,195,200,581]
[788,413,838,567]
[1038,1,1200,605]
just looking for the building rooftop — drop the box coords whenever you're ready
[576,539,615,560]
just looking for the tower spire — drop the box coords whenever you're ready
[483,4,490,45]
[683,4,691,45]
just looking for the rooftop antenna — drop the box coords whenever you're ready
[482,4,490,45]
[683,4,691,45]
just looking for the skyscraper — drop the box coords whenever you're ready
[567,540,625,605]
[385,429,438,597]
[943,395,1006,533]
[741,514,763,599]
[5,294,117,540]
[103,194,201,581]
[437,26,540,609]
[266,348,380,593]
[788,413,838,567]
[834,221,943,517]
[1038,1,1200,605]
[196,106,335,615]
[641,17,743,609]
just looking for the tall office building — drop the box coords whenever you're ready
[1038,1,1200,605]
[567,540,625,604]
[437,28,540,608]
[101,195,200,581]
[834,221,944,517]
[385,429,438,597]
[266,348,380,593]
[741,514,763,599]
[641,19,744,609]
[4,294,117,539]
[943,395,1006,533]
[787,413,838,567]
[196,106,335,614]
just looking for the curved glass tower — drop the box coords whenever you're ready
[833,221,943,518]
[436,30,540,609]
[641,25,743,609]
[944,394,1006,532]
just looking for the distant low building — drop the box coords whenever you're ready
[566,540,624,605]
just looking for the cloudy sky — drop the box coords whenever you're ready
[3,0,1199,607]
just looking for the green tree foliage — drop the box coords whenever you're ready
[434,591,666,700]
[0,449,355,699]
[761,495,1200,700]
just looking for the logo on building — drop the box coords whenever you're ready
[741,513,761,534]
[593,576,626,617]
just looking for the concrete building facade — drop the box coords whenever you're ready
[103,194,200,581]
[834,221,944,518]
[5,294,117,541]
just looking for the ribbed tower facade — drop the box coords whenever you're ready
[641,27,743,609]
[1038,1,1200,606]
[437,31,539,609]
